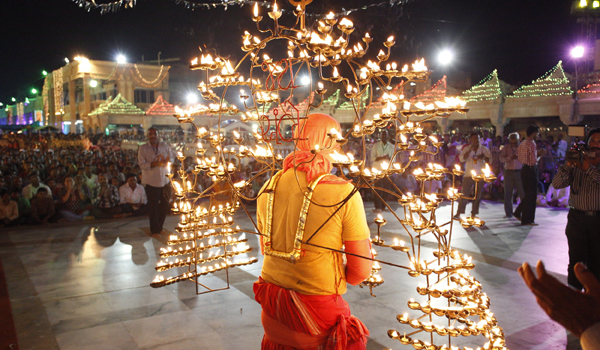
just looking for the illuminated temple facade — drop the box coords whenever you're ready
[5,57,600,136]
[42,58,170,134]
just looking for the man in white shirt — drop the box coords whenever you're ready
[119,174,148,216]
[138,127,174,237]
[370,130,395,212]
[83,165,99,192]
[557,133,568,159]
[455,132,492,220]
[22,174,52,201]
[545,184,570,208]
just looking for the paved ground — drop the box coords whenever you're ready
[0,200,582,350]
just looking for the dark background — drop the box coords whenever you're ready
[0,0,579,101]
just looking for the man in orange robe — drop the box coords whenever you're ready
[254,113,373,350]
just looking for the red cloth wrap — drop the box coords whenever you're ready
[254,278,368,350]
[282,113,348,185]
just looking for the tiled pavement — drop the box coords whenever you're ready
[0,200,581,349]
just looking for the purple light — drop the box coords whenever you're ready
[571,46,585,58]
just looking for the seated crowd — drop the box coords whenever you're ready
[0,128,574,227]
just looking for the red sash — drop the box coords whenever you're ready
[254,278,369,350]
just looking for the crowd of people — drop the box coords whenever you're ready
[360,128,574,217]
[2,124,599,349]
[0,127,577,227]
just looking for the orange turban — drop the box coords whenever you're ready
[282,113,346,184]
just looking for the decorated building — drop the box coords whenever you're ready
[454,61,588,136]
[87,93,145,134]
[42,57,169,134]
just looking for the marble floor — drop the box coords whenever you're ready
[0,200,581,350]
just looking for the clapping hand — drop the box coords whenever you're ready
[519,261,600,338]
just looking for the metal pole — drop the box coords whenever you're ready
[574,60,579,123]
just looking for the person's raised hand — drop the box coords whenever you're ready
[519,261,600,337]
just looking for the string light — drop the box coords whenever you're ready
[461,69,502,102]
[132,64,169,88]
[70,0,405,15]
[42,77,50,118]
[506,60,573,99]
[88,93,145,115]
[146,95,177,115]
[578,82,600,94]
[410,75,447,104]
[53,69,64,116]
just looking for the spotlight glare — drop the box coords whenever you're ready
[438,49,454,66]
[571,46,585,59]
[187,93,198,104]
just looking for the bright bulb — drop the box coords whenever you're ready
[116,54,127,64]
[300,75,310,85]
[186,93,198,104]
[90,80,98,88]
[571,45,585,58]
[438,49,454,66]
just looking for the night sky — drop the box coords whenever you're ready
[0,0,578,103]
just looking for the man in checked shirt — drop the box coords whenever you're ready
[552,128,600,290]
[514,125,546,226]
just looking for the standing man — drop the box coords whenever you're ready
[556,133,568,160]
[370,130,395,212]
[499,132,525,219]
[552,128,600,290]
[480,130,493,149]
[454,132,491,220]
[138,127,174,239]
[515,125,545,226]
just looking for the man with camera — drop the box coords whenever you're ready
[552,128,600,290]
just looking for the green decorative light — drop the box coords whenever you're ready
[11,97,16,102]
[322,89,341,106]
[31,88,38,94]
[461,69,502,102]
[42,70,48,76]
[507,61,572,99]
[89,93,145,115]
[339,85,369,110]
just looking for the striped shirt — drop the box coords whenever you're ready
[517,139,537,166]
[459,144,491,176]
[499,144,522,170]
[552,164,600,211]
